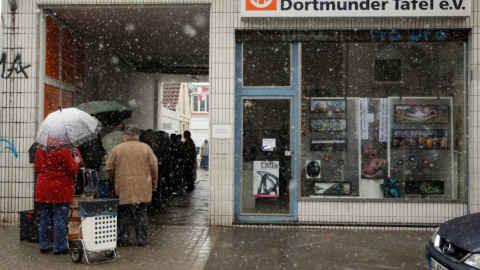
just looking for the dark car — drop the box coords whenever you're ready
[425,213,480,269]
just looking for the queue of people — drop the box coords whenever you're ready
[34,122,202,253]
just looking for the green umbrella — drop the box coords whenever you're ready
[77,101,132,127]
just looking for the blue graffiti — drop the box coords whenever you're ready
[0,139,19,158]
[370,30,448,42]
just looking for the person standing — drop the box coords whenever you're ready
[35,147,80,254]
[77,133,106,196]
[200,140,209,170]
[182,130,197,192]
[169,133,184,195]
[105,125,158,247]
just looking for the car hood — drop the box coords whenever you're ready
[439,213,480,253]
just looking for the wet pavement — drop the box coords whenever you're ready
[0,166,435,269]
[0,167,215,270]
[205,227,433,270]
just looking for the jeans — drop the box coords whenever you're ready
[39,203,71,252]
[86,170,101,197]
[118,203,148,246]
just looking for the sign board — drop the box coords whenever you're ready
[240,0,471,18]
[253,161,280,198]
[262,138,276,151]
[212,125,232,139]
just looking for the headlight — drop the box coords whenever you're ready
[431,227,439,246]
[465,254,480,269]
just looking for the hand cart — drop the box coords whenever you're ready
[68,198,119,265]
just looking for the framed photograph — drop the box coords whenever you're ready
[310,138,347,152]
[394,105,449,124]
[310,99,346,114]
[392,129,448,149]
[405,180,444,194]
[311,118,347,132]
[314,182,351,195]
[305,160,321,179]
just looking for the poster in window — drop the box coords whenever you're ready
[310,99,346,114]
[405,180,444,194]
[253,161,280,198]
[310,139,347,152]
[305,160,321,179]
[314,182,351,195]
[310,119,347,132]
[394,105,449,124]
[392,129,448,149]
[262,138,276,151]
[361,145,387,179]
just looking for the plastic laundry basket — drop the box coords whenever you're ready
[81,215,117,252]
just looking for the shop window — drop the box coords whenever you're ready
[375,59,401,82]
[192,94,209,112]
[44,15,85,118]
[45,17,60,80]
[62,90,75,109]
[62,28,75,85]
[242,42,291,87]
[299,30,467,201]
[75,38,85,89]
[44,84,60,117]
[375,45,402,82]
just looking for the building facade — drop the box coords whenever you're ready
[0,0,479,227]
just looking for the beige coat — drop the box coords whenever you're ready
[105,135,158,205]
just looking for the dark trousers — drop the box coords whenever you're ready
[118,203,148,245]
[39,203,70,252]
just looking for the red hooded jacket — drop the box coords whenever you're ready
[34,148,79,203]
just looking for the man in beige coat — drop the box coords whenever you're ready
[105,125,158,247]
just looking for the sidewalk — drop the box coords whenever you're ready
[0,167,434,269]
[204,227,433,270]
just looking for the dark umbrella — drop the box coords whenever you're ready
[76,101,132,127]
[28,142,38,163]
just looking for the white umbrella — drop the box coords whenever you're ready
[36,107,101,151]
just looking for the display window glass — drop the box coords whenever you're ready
[242,42,291,87]
[238,30,468,201]
[300,31,467,201]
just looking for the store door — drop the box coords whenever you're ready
[234,42,299,222]
[237,98,297,221]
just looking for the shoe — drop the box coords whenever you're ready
[117,241,133,247]
[40,247,52,254]
[136,242,148,247]
[53,250,68,255]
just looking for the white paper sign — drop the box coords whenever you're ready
[212,125,232,139]
[360,98,369,140]
[253,161,280,198]
[262,138,276,151]
[379,98,388,142]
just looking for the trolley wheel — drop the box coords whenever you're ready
[105,250,115,258]
[69,241,84,264]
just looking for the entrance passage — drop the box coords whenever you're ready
[241,99,291,215]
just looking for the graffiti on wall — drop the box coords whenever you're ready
[0,139,19,158]
[0,53,31,79]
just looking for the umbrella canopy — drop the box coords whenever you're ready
[36,108,101,151]
[76,101,132,126]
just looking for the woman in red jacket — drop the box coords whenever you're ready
[34,148,80,254]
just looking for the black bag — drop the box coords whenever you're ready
[78,198,119,217]
[19,210,40,242]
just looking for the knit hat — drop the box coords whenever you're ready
[124,124,140,135]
